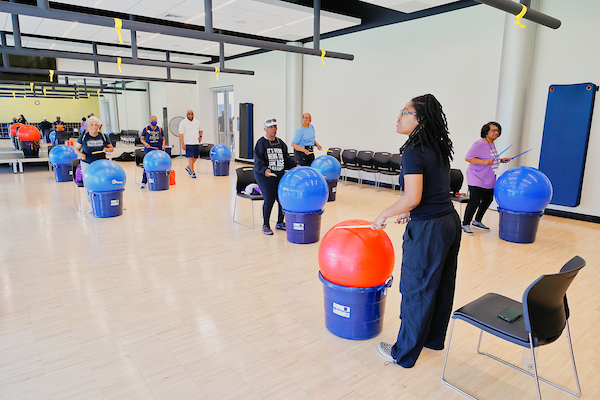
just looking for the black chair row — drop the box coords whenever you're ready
[339,149,402,193]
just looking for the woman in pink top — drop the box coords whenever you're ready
[461,122,510,235]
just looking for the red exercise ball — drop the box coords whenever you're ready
[18,125,41,141]
[318,219,395,287]
[10,123,23,137]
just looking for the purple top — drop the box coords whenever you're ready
[465,138,500,189]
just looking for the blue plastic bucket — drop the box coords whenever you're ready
[498,207,543,244]
[90,189,124,218]
[212,160,230,176]
[319,272,393,340]
[327,180,338,202]
[147,170,170,191]
[53,164,73,182]
[285,210,323,244]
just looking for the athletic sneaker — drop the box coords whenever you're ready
[472,221,490,231]
[461,225,473,235]
[275,222,286,231]
[191,172,196,178]
[87,206,93,214]
[262,225,273,235]
[185,166,193,176]
[140,183,146,189]
[378,342,395,363]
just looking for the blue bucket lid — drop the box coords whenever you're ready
[318,271,393,293]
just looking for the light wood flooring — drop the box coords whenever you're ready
[1,155,599,400]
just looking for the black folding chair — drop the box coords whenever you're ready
[442,256,585,400]
[379,153,402,194]
[450,169,470,219]
[328,147,342,162]
[233,166,263,229]
[341,149,358,185]
[134,149,145,184]
[362,151,391,191]
[355,150,374,189]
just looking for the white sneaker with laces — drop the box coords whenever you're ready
[378,342,395,363]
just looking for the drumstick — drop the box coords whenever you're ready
[268,172,277,177]
[509,148,533,161]
[335,218,399,229]
[492,144,512,160]
[91,150,104,154]
[307,149,332,155]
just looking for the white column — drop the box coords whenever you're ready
[495,0,537,168]
[286,42,303,145]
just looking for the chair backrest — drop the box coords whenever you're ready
[522,256,585,346]
[328,147,342,161]
[200,143,214,159]
[135,149,145,166]
[341,149,357,165]
[356,150,374,167]
[389,154,402,171]
[235,166,256,194]
[449,169,464,194]
[372,152,392,170]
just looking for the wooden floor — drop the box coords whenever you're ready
[1,154,599,400]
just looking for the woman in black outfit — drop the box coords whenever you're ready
[372,94,461,368]
[254,117,296,236]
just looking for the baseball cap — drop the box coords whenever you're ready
[263,118,277,128]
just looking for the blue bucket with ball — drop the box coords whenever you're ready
[212,160,230,176]
[147,170,170,191]
[285,210,323,244]
[53,164,73,182]
[498,208,543,244]
[319,272,393,340]
[210,144,231,176]
[90,189,124,218]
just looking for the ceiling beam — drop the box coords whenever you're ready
[475,0,560,29]
[0,1,354,60]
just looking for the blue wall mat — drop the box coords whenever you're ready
[539,83,596,207]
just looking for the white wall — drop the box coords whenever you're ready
[521,0,600,216]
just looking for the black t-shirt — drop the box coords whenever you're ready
[78,131,111,163]
[254,136,295,177]
[400,145,453,220]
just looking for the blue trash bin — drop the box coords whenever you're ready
[147,170,170,191]
[212,160,230,176]
[498,207,543,244]
[90,189,124,218]
[53,164,73,182]
[319,272,393,340]
[285,210,323,244]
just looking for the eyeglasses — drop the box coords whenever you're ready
[399,110,417,119]
[265,118,277,125]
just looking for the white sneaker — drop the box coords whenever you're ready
[140,183,146,189]
[461,225,473,235]
[378,342,395,363]
[87,206,93,214]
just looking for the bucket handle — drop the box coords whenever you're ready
[382,276,393,295]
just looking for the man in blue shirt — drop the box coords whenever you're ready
[139,115,165,188]
[291,113,322,166]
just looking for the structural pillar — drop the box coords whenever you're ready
[286,42,303,145]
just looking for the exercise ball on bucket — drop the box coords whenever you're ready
[494,166,553,244]
[318,219,395,340]
[209,144,231,176]
[311,155,342,202]
[17,125,41,158]
[83,160,127,218]
[49,131,56,145]
[278,167,329,244]
[49,145,77,182]
[143,150,172,191]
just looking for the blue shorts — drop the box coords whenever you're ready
[185,144,201,158]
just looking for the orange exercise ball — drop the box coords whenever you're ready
[318,219,395,287]
[10,123,23,137]
[17,125,41,141]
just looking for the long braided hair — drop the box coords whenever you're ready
[399,94,454,166]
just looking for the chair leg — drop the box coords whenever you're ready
[441,319,478,400]
[566,321,582,397]
[233,196,256,230]
[529,334,542,400]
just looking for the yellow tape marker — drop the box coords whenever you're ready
[12,92,15,98]
[49,69,54,82]
[97,89,100,97]
[114,18,123,44]
[30,82,34,91]
[43,87,47,96]
[515,4,527,28]
[117,57,122,73]
[73,96,76,100]
[215,66,220,81]
[320,49,326,66]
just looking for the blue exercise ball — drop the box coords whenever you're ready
[143,150,172,172]
[311,155,341,181]
[210,144,231,161]
[49,131,56,144]
[495,166,553,213]
[83,160,127,192]
[49,145,77,165]
[278,167,329,213]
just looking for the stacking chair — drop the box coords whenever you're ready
[134,149,145,184]
[442,256,585,400]
[450,169,469,219]
[379,153,402,194]
[341,149,358,185]
[198,143,214,174]
[362,152,392,191]
[233,166,263,229]
[72,159,84,213]
[355,150,374,189]
[328,147,342,162]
